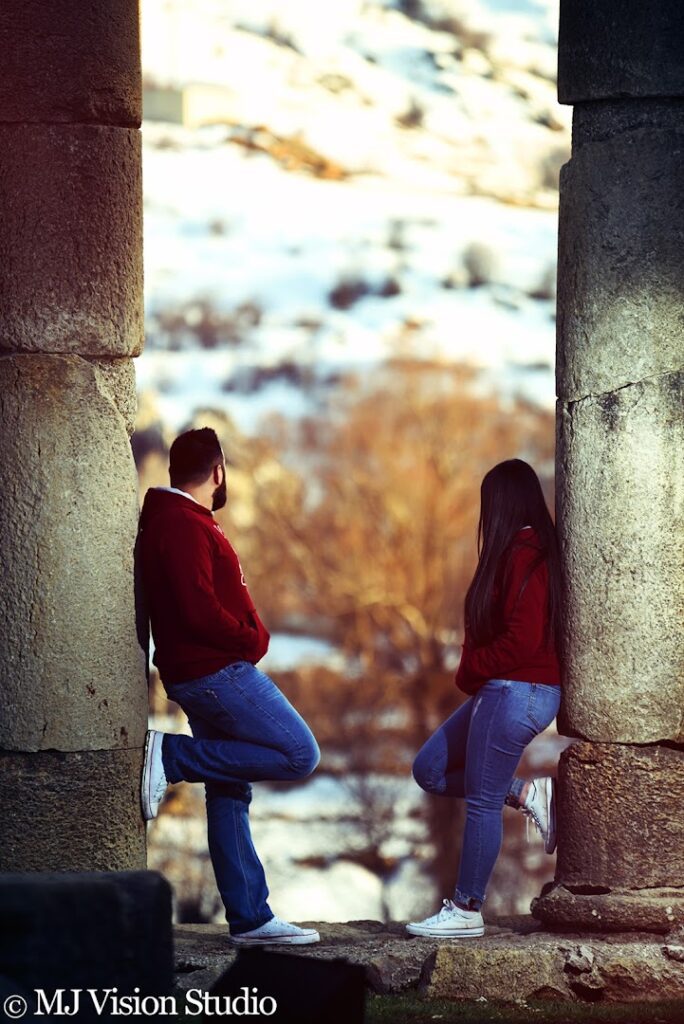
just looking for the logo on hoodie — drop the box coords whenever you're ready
[213,521,247,586]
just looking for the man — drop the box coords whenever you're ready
[138,426,321,945]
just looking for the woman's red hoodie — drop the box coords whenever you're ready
[454,526,561,695]
[138,488,270,687]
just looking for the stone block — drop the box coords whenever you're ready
[423,933,684,1003]
[0,354,148,752]
[554,743,684,890]
[0,0,141,125]
[556,128,684,402]
[571,98,684,150]
[558,0,684,103]
[0,124,143,357]
[555,375,684,743]
[0,871,172,1014]
[532,884,684,935]
[423,941,574,1002]
[0,749,147,872]
[90,357,139,437]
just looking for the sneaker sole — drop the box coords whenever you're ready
[141,730,160,821]
[405,924,485,938]
[231,933,321,946]
[546,776,557,854]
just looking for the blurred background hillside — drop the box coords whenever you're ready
[135,0,575,925]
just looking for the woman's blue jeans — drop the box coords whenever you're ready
[412,678,561,911]
[160,660,320,935]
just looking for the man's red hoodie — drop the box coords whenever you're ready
[138,487,270,687]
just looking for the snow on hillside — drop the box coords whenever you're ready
[137,0,568,431]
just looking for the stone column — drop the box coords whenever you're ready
[0,1,148,869]
[532,1,684,932]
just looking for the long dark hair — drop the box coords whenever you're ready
[464,459,562,652]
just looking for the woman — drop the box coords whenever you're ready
[407,458,563,939]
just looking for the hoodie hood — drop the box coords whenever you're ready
[139,486,213,532]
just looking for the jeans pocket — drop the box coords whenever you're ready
[525,685,545,732]
[525,684,559,732]
[220,659,251,679]
[203,686,239,724]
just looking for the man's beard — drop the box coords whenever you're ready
[212,477,227,511]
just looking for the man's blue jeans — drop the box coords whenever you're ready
[412,678,562,911]
[160,660,320,935]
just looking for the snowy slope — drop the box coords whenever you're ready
[137,0,568,431]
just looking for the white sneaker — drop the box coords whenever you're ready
[231,915,320,946]
[406,898,485,938]
[141,729,168,821]
[521,776,557,853]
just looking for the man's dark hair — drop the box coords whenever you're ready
[169,427,223,488]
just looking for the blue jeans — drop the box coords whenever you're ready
[161,660,320,935]
[412,678,561,911]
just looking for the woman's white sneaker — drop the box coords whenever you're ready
[521,776,557,853]
[141,729,168,821]
[406,899,484,938]
[231,916,320,945]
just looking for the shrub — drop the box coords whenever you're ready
[378,276,402,298]
[329,276,372,310]
[396,97,425,130]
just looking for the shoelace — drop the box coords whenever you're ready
[152,776,167,799]
[521,784,544,843]
[441,899,476,920]
[422,899,458,925]
[414,898,480,929]
[152,763,168,800]
[261,916,307,934]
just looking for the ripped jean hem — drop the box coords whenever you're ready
[453,888,484,911]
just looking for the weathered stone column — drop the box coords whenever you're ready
[532,1,684,931]
[0,1,148,869]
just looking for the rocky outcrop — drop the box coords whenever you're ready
[172,917,684,1004]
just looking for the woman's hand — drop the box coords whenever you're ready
[454,638,481,695]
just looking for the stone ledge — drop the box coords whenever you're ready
[532,883,684,933]
[173,917,684,1004]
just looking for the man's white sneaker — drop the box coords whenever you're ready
[231,916,320,946]
[521,776,557,853]
[406,899,485,938]
[141,729,168,821]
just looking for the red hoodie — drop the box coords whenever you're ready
[138,488,270,687]
[454,526,561,695]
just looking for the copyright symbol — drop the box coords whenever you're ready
[3,995,27,1018]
